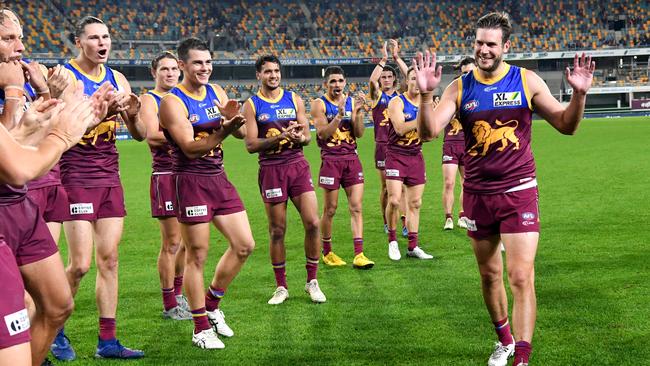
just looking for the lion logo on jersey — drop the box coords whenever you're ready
[80,120,117,146]
[397,129,420,146]
[379,109,390,127]
[448,118,463,135]
[266,127,292,154]
[327,128,354,147]
[467,119,519,157]
[194,131,219,157]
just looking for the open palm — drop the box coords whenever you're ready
[566,53,595,95]
[412,51,442,93]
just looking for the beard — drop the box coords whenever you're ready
[477,54,503,73]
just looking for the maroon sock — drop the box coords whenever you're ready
[306,256,319,282]
[445,213,453,219]
[458,211,465,218]
[400,215,406,228]
[322,237,332,255]
[272,262,287,288]
[353,237,363,256]
[205,286,225,312]
[493,317,514,346]
[98,317,116,341]
[162,288,178,311]
[407,232,418,250]
[191,307,211,334]
[173,276,183,296]
[387,229,397,243]
[514,341,532,364]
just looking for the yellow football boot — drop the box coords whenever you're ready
[322,252,347,266]
[352,252,375,270]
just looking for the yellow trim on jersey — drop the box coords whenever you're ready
[314,97,326,110]
[208,84,221,101]
[323,93,342,106]
[141,93,159,114]
[163,93,189,117]
[456,77,463,109]
[256,88,285,103]
[177,84,206,101]
[520,68,534,111]
[290,91,299,110]
[403,93,419,107]
[351,96,355,111]
[149,89,167,98]
[247,98,256,116]
[394,95,405,111]
[473,62,511,85]
[68,59,106,83]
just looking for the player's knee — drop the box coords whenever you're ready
[186,247,208,266]
[97,253,119,273]
[387,195,401,208]
[162,238,181,255]
[348,202,362,216]
[236,239,255,259]
[42,295,74,325]
[269,225,286,243]
[304,216,320,234]
[409,197,422,210]
[323,204,337,218]
[444,179,455,191]
[69,262,91,280]
[507,269,534,290]
[479,267,502,286]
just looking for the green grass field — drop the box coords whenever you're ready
[55,117,650,365]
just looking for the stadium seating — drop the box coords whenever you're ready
[12,0,649,59]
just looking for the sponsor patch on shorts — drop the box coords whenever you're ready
[385,169,400,177]
[265,188,283,199]
[442,155,453,162]
[70,203,94,215]
[185,205,208,217]
[377,160,385,168]
[4,309,29,336]
[319,176,335,185]
[465,219,477,231]
[165,201,174,211]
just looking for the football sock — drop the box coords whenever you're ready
[272,262,287,288]
[306,256,319,282]
[322,237,332,255]
[514,341,532,364]
[191,308,211,334]
[173,275,183,296]
[353,238,363,256]
[98,317,116,341]
[387,229,397,242]
[407,232,418,250]
[205,286,225,311]
[162,287,177,311]
[493,317,514,346]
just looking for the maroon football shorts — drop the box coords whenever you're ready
[258,158,314,203]
[64,185,126,221]
[442,141,465,166]
[318,157,364,190]
[463,187,540,239]
[0,239,30,349]
[175,173,245,223]
[384,150,426,186]
[0,198,58,266]
[150,174,176,218]
[26,184,69,223]
[374,143,387,170]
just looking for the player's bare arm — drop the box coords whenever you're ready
[139,93,167,148]
[160,95,232,159]
[351,92,366,138]
[369,41,388,101]
[242,98,297,153]
[311,98,339,140]
[290,93,310,145]
[390,39,409,78]
[387,97,417,136]
[528,53,595,135]
[0,60,26,129]
[413,51,456,140]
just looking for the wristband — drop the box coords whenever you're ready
[3,85,24,92]
[3,96,22,102]
[48,129,74,149]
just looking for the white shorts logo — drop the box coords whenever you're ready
[185,205,208,217]
[70,203,94,215]
[4,309,29,336]
[319,176,335,185]
[442,155,453,162]
[265,188,283,199]
[385,169,400,177]
[377,160,385,168]
[165,201,174,211]
[465,219,478,231]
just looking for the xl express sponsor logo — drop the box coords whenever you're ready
[493,92,522,107]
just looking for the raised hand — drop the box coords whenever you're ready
[389,39,400,60]
[381,41,388,61]
[122,93,141,118]
[353,92,367,112]
[0,61,25,89]
[19,60,48,93]
[214,99,241,120]
[566,53,595,95]
[89,82,114,126]
[46,65,73,99]
[412,51,442,94]
[337,97,347,117]
[52,84,99,148]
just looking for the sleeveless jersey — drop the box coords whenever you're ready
[60,59,122,188]
[387,94,421,155]
[248,89,304,166]
[143,90,173,173]
[458,63,536,194]
[164,84,224,175]
[315,95,358,160]
[371,91,398,144]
